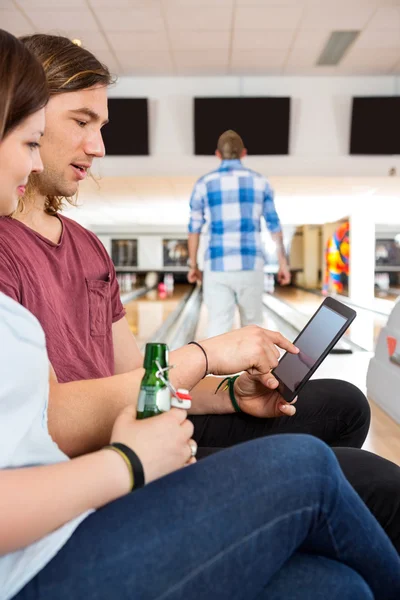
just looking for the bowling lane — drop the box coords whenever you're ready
[273,287,388,351]
[195,285,386,352]
[194,297,293,341]
[124,284,192,348]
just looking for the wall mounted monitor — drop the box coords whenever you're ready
[350,97,400,155]
[102,98,149,155]
[194,97,290,155]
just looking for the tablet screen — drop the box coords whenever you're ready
[274,306,347,392]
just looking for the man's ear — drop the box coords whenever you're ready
[215,150,222,159]
[241,148,248,158]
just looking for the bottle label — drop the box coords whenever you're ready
[137,386,171,413]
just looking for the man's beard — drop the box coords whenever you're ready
[27,167,77,200]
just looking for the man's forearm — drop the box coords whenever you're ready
[49,344,208,458]
[272,231,288,266]
[188,232,200,267]
[48,370,144,458]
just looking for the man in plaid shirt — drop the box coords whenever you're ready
[188,130,290,337]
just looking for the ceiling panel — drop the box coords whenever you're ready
[165,7,232,30]
[236,0,304,4]
[171,30,230,50]
[164,0,233,6]
[24,9,99,31]
[0,8,32,30]
[89,0,160,6]
[284,65,337,75]
[96,7,164,31]
[175,50,229,74]
[292,28,331,51]
[233,30,295,50]
[107,30,169,52]
[17,0,87,7]
[357,28,400,48]
[367,6,400,30]
[231,49,287,73]
[119,52,174,75]
[301,4,376,28]
[234,5,304,30]
[340,46,400,71]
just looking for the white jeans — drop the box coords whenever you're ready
[203,269,264,338]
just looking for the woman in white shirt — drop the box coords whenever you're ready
[1,28,400,600]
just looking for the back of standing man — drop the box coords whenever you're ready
[187,129,291,338]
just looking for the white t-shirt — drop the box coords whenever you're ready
[0,293,91,600]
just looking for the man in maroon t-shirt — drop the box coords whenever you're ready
[2,36,400,554]
[0,35,302,458]
[0,35,374,455]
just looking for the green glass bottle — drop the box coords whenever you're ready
[137,343,171,419]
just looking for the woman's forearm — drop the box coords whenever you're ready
[0,449,130,555]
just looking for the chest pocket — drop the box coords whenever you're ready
[86,278,112,337]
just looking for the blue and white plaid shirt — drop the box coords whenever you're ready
[188,159,282,271]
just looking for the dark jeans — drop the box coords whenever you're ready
[14,435,400,600]
[191,378,400,553]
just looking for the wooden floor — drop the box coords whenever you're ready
[364,400,400,466]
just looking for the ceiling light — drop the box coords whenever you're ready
[72,38,82,47]
[317,31,360,66]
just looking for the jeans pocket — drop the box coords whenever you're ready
[86,278,111,337]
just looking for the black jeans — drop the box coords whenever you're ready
[190,378,400,553]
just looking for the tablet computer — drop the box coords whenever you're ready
[272,297,356,403]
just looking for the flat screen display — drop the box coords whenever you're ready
[194,97,290,155]
[350,97,400,155]
[102,98,149,155]
[273,306,347,392]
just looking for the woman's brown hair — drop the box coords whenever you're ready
[20,34,115,215]
[0,29,48,142]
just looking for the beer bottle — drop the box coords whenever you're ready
[137,343,172,419]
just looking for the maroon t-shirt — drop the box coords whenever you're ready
[0,215,125,383]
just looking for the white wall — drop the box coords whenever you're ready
[92,75,400,178]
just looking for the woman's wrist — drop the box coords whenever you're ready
[99,447,132,499]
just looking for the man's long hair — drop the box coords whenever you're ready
[20,34,114,215]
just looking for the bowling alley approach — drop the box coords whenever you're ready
[2,3,400,599]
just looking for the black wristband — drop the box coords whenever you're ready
[188,341,208,378]
[106,442,145,491]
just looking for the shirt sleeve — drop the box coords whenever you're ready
[188,181,206,234]
[263,181,282,234]
[0,243,21,302]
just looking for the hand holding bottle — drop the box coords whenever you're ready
[110,405,196,486]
